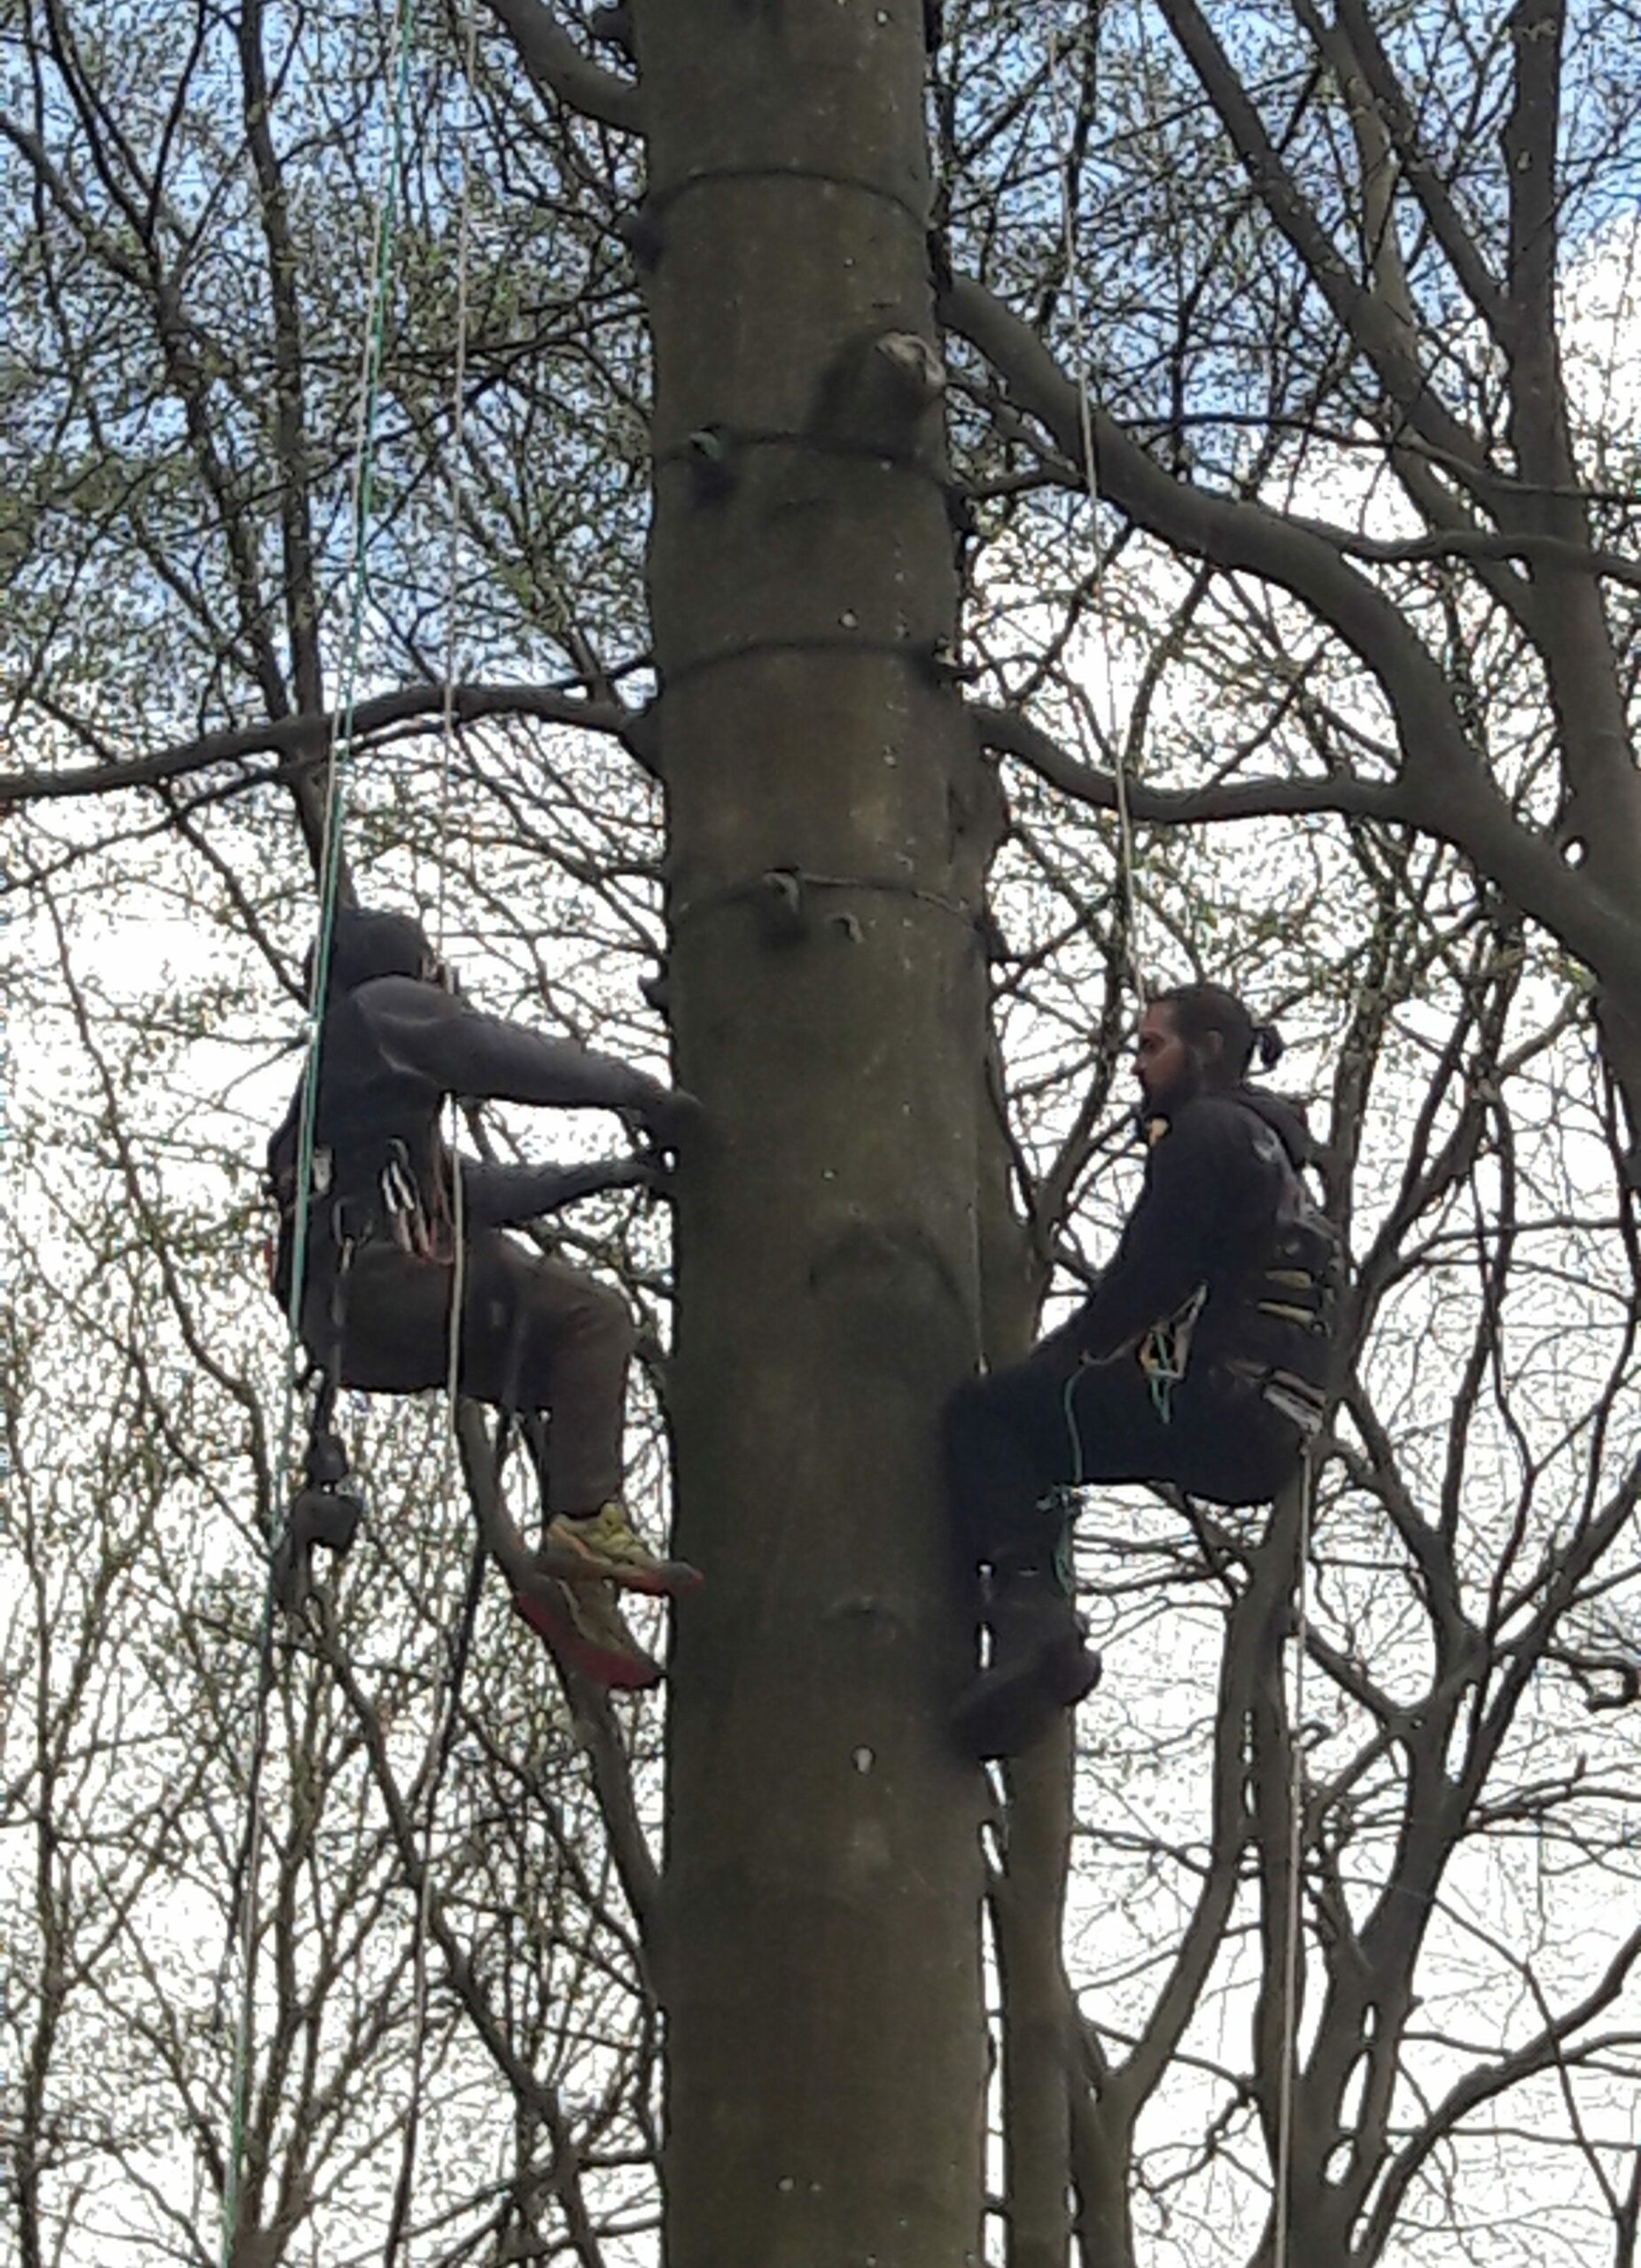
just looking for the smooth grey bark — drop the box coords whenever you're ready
[994,1730,1077,2268]
[978,1129,1078,2268]
[630,4,991,2262]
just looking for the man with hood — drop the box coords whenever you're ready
[947,982,1338,1758]
[268,904,702,1690]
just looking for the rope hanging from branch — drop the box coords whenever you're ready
[1044,25,1315,2268]
[1272,1451,1313,2268]
[219,0,424,2256]
[1046,9,1147,1009]
[385,4,483,2249]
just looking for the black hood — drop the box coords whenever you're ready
[315,907,434,1000]
[1233,1084,1322,1171]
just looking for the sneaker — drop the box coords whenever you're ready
[541,1500,703,1597]
[951,1569,1103,1760]
[511,1570,663,1690]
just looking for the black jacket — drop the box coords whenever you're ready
[1069,1085,1334,1386]
[268,975,662,1252]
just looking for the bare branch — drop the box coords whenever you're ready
[1319,526,1641,594]
[970,703,1396,827]
[1155,0,1505,512]
[944,274,1641,1007]
[1326,0,1513,347]
[0,684,634,810]
[1365,1923,1641,2258]
[941,274,1475,796]
[483,0,643,134]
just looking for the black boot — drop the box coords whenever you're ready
[952,1567,1102,1761]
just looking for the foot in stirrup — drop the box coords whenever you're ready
[541,1500,703,1598]
[511,1571,663,1691]
[270,1482,365,1614]
[951,1568,1103,1762]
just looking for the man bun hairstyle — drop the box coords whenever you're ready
[1153,980,1284,1081]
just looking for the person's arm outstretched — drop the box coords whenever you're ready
[457,1153,665,1229]
[351,977,699,1146]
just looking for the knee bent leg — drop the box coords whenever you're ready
[565,1278,638,1360]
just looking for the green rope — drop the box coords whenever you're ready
[387,7,482,2253]
[1061,1371,1085,1484]
[220,3,419,2259]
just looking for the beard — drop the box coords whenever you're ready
[1145,1052,1205,1120]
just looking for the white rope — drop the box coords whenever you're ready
[1272,1453,1313,2268]
[383,11,482,2261]
[1046,46,1308,2259]
[220,4,421,2262]
[434,0,478,1447]
[1045,8,1147,1009]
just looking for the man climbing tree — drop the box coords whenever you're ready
[268,903,703,1688]
[10,0,1641,2259]
[948,983,1337,1757]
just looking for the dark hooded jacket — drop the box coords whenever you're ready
[268,908,663,1286]
[1069,1084,1337,1391]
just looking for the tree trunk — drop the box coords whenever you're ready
[994,1728,1077,2268]
[639,5,991,2262]
[979,1083,1077,2268]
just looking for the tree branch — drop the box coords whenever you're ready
[942,274,1474,793]
[970,703,1396,826]
[1321,525,1641,594]
[0,683,633,809]
[313,1607,588,2178]
[456,1405,661,1940]
[1326,0,1513,348]
[1155,0,1505,512]
[1364,1922,1641,2259]
[483,0,643,134]
[943,272,1641,1004]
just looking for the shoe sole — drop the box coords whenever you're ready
[535,1542,704,1599]
[511,1579,664,1690]
[953,1639,1103,1762]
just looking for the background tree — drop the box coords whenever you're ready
[4,4,1641,2266]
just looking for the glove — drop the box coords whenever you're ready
[630,1086,705,1156]
[601,1153,672,1194]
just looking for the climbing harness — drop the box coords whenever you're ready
[381,1137,459,1262]
[1224,1145,1341,1440]
[265,1131,433,1610]
[1137,1283,1207,1422]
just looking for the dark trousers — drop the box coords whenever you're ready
[945,1321,1302,1578]
[305,1230,636,1515]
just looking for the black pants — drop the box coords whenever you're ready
[302,1231,635,1515]
[945,1320,1303,1578]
